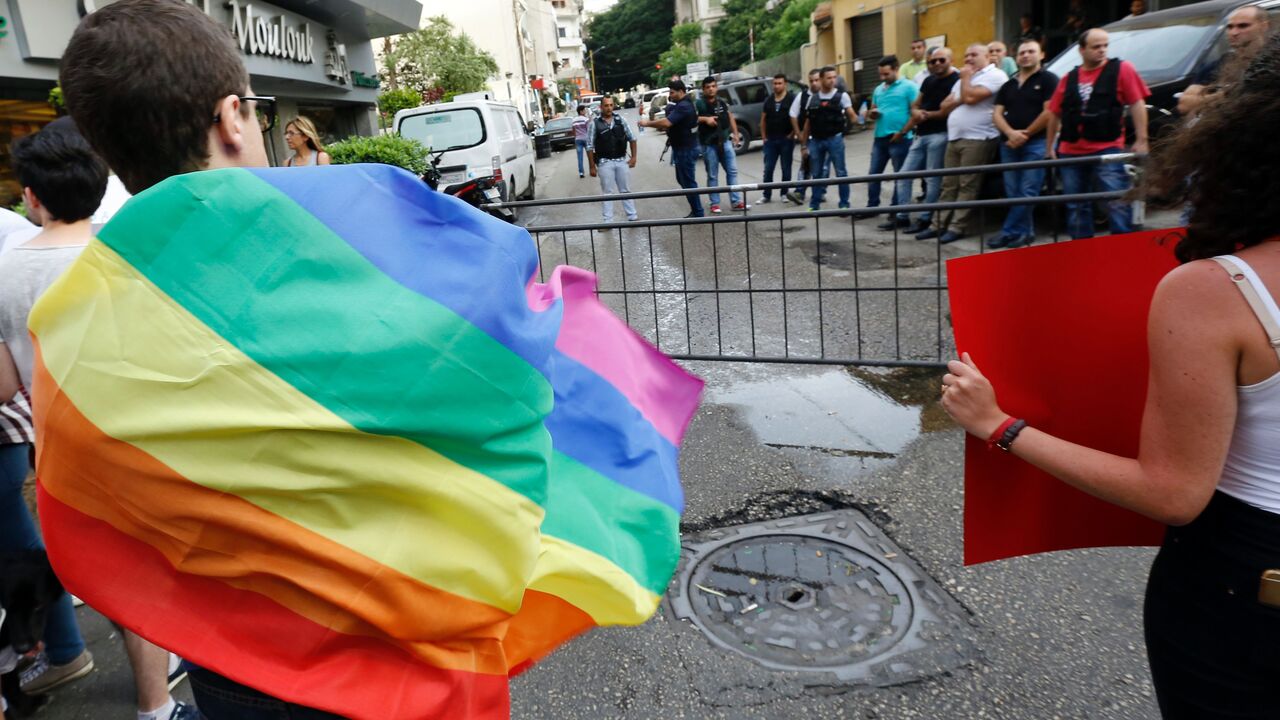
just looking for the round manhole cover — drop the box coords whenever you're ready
[685,534,912,670]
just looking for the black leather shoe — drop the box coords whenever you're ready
[877,217,910,231]
[1005,234,1034,248]
[914,228,941,240]
[985,234,1012,249]
[939,230,964,244]
[905,221,931,234]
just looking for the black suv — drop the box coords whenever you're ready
[1044,0,1280,138]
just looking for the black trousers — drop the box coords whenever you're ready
[1144,491,1280,719]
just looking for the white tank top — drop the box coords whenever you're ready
[1212,255,1280,515]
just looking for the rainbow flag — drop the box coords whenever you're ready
[29,165,702,718]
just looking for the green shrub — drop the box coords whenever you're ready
[326,134,430,176]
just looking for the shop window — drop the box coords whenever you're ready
[0,100,58,208]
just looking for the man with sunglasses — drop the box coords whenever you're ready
[882,47,959,233]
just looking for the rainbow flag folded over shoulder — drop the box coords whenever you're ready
[29,164,702,719]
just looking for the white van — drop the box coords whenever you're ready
[394,99,537,201]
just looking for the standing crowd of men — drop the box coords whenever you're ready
[587,5,1271,242]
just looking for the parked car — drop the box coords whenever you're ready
[395,98,537,202]
[647,92,669,122]
[1043,0,1280,139]
[638,89,662,118]
[537,116,576,150]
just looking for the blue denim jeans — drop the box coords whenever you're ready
[761,137,794,199]
[998,136,1048,238]
[574,139,588,175]
[808,135,849,209]
[702,140,741,206]
[867,135,912,208]
[0,442,85,665]
[189,668,344,720]
[1057,148,1134,239]
[596,159,636,221]
[672,145,704,217]
[894,132,948,222]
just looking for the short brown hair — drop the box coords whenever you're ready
[60,0,249,194]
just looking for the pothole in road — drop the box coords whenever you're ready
[667,510,976,686]
[707,366,952,476]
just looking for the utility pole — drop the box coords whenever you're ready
[589,44,607,93]
[749,24,755,64]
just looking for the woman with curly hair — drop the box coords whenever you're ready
[941,33,1280,719]
[283,116,330,167]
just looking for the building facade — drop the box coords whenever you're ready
[552,0,589,97]
[811,0,1203,99]
[675,0,726,57]
[434,0,561,124]
[0,0,420,202]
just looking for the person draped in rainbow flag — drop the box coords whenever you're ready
[27,2,703,718]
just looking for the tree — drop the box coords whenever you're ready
[671,22,703,49]
[709,0,770,71]
[381,17,499,98]
[585,0,674,91]
[755,0,820,60]
[654,45,704,86]
[377,88,423,128]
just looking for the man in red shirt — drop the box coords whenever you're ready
[1046,28,1150,239]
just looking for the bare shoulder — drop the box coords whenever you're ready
[1154,259,1237,306]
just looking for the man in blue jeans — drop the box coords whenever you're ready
[799,65,860,211]
[885,48,959,232]
[640,80,704,217]
[989,40,1058,248]
[695,76,745,213]
[1046,28,1150,239]
[571,106,590,178]
[861,55,917,219]
[758,74,802,205]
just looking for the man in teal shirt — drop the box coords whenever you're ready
[862,55,918,216]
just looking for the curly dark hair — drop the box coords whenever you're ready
[1143,32,1280,263]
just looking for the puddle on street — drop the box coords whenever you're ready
[708,365,949,473]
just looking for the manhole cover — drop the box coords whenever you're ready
[668,510,976,686]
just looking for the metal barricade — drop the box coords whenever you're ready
[488,154,1171,369]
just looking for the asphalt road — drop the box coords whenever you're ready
[29,112,1173,719]
[512,110,1167,719]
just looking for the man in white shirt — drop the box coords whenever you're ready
[915,43,1008,244]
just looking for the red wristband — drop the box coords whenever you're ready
[986,417,1018,450]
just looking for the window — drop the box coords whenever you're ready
[733,83,769,105]
[558,27,566,37]
[397,108,486,152]
[717,89,733,105]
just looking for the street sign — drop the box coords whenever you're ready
[686,61,709,76]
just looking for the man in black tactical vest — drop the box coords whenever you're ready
[586,96,639,223]
[639,80,704,217]
[759,74,802,205]
[798,65,860,211]
[1046,28,1150,239]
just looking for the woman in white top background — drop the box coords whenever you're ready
[941,36,1280,719]
[283,116,330,167]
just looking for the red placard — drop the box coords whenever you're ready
[948,230,1183,565]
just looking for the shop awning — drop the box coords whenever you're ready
[269,0,421,39]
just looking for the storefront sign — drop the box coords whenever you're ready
[225,1,314,63]
[351,71,380,89]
